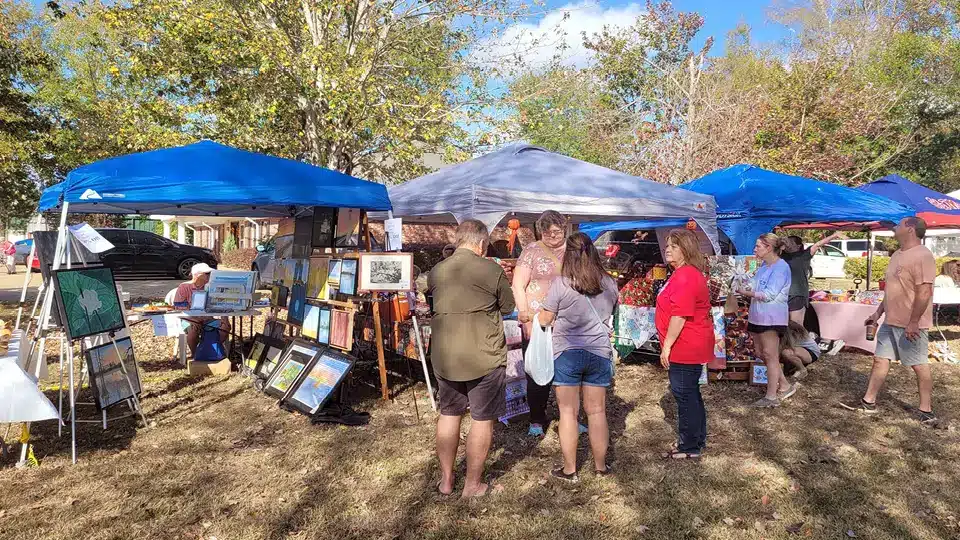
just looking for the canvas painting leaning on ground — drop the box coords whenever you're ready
[84,337,142,410]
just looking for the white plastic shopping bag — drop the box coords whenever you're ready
[523,313,554,386]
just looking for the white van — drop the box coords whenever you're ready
[827,239,889,258]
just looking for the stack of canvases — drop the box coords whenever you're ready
[50,266,144,415]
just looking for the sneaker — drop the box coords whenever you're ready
[840,398,879,414]
[528,424,545,437]
[918,410,938,426]
[792,369,809,381]
[550,467,579,483]
[778,383,800,402]
[751,397,780,408]
[826,339,845,356]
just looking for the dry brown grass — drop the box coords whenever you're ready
[2,301,960,540]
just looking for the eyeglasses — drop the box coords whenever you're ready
[544,229,565,238]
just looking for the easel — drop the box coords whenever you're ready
[18,203,148,465]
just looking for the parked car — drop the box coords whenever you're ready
[827,239,889,258]
[96,229,219,279]
[808,243,848,279]
[13,239,32,265]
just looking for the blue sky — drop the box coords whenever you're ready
[521,0,792,60]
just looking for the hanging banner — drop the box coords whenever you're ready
[385,218,403,252]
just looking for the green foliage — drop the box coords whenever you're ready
[844,256,960,281]
[843,257,891,281]
[0,0,50,227]
[222,235,238,253]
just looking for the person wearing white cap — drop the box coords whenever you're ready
[174,262,230,355]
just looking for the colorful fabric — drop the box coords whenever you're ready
[616,305,657,348]
[724,303,755,362]
[619,271,659,307]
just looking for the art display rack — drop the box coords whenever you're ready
[13,205,149,465]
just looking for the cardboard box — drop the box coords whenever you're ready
[188,358,232,376]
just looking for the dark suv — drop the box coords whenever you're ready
[97,229,218,279]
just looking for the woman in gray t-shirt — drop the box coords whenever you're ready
[539,233,618,482]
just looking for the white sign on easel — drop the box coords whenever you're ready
[385,218,403,252]
[67,223,114,253]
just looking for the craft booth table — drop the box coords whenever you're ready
[10,140,393,466]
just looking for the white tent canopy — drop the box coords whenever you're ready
[373,143,720,251]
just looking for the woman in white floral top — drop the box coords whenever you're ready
[513,211,585,436]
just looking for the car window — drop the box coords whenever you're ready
[827,241,842,250]
[821,245,845,257]
[274,234,294,259]
[129,231,168,246]
[846,240,868,251]
[874,241,887,251]
[97,230,129,244]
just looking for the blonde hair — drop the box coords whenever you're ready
[781,321,807,351]
[757,233,784,255]
[666,229,707,274]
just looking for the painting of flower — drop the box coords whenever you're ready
[52,267,126,341]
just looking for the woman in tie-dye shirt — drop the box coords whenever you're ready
[736,233,795,408]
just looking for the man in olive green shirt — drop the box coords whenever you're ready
[429,219,515,498]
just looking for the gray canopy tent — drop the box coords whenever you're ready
[373,143,720,251]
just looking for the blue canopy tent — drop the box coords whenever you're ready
[858,174,960,228]
[38,140,392,216]
[371,143,720,251]
[580,164,915,254]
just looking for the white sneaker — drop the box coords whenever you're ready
[826,339,845,356]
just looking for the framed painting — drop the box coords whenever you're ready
[270,285,289,308]
[190,290,208,311]
[264,340,324,398]
[327,259,343,288]
[287,284,307,327]
[292,213,313,259]
[306,257,330,299]
[316,306,331,345]
[328,308,355,352]
[302,303,321,341]
[52,266,126,341]
[283,349,356,415]
[311,207,338,249]
[358,252,413,292]
[254,336,288,379]
[334,208,362,248]
[338,259,358,297]
[84,337,142,410]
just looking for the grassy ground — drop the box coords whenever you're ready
[2,301,960,540]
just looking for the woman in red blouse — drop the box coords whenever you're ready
[655,229,713,459]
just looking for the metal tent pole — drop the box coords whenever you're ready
[13,241,36,331]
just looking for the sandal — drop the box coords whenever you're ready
[550,467,579,483]
[595,463,613,476]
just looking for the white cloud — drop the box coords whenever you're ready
[472,1,645,71]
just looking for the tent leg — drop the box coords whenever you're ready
[372,301,389,401]
[13,241,36,331]
[58,337,64,437]
[68,344,77,464]
[867,232,874,289]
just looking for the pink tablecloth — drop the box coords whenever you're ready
[810,301,883,354]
